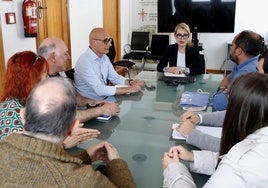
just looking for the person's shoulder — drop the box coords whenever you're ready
[226,128,268,163]
[187,44,200,52]
[76,49,93,65]
[166,44,178,52]
[0,98,23,108]
[169,43,178,48]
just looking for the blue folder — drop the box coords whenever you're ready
[179,91,210,108]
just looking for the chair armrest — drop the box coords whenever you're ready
[146,45,151,54]
[113,60,135,69]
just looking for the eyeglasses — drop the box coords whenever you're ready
[94,38,113,45]
[33,54,41,65]
[175,33,190,39]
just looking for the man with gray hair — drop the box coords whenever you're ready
[0,78,136,187]
[38,37,120,123]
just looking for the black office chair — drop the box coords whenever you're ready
[145,34,169,61]
[107,40,135,79]
[107,39,116,63]
[199,53,207,74]
[65,68,75,80]
[123,31,150,61]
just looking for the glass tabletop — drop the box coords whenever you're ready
[76,71,223,188]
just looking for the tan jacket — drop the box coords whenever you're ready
[0,133,136,188]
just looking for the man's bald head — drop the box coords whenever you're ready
[32,79,68,114]
[89,28,111,57]
[23,78,77,141]
[38,37,66,59]
[89,28,108,42]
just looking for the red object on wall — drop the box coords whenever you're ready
[22,0,38,37]
[5,12,16,24]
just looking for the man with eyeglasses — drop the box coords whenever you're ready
[73,27,144,100]
[38,37,120,124]
[157,22,204,75]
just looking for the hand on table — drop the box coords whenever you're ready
[128,83,143,94]
[173,145,194,162]
[162,146,180,169]
[86,141,120,163]
[131,79,145,87]
[167,67,185,75]
[63,123,100,149]
[180,111,200,124]
[100,102,120,116]
[162,145,194,170]
[175,119,195,138]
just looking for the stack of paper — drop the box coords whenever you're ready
[164,72,186,77]
[172,123,222,140]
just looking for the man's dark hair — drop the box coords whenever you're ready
[235,30,263,56]
[24,78,77,140]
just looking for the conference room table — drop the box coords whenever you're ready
[75,71,224,188]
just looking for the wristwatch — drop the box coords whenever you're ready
[128,79,133,85]
[217,86,226,92]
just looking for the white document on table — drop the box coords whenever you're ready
[172,123,222,140]
[164,72,186,77]
[134,71,157,82]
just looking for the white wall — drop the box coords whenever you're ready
[68,0,103,67]
[120,0,132,57]
[199,0,268,69]
[68,0,132,67]
[130,0,268,70]
[1,0,268,70]
[0,0,36,62]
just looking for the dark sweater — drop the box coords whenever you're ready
[0,133,136,188]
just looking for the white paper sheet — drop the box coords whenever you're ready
[164,72,186,77]
[172,123,222,140]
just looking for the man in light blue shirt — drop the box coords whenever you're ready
[74,28,144,100]
[213,30,263,110]
[176,49,268,152]
[38,37,121,123]
[218,30,263,91]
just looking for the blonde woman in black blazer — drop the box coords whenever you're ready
[157,23,204,75]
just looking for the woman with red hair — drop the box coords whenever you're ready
[0,51,98,148]
[0,51,49,141]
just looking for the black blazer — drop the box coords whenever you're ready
[157,44,204,75]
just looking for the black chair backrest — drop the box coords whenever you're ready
[107,39,116,63]
[150,34,169,56]
[131,32,150,51]
[199,54,206,74]
[65,68,74,81]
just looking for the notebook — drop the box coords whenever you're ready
[179,91,210,111]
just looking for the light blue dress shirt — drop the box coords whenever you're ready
[229,55,258,82]
[73,48,127,100]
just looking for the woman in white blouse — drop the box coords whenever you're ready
[162,72,268,188]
